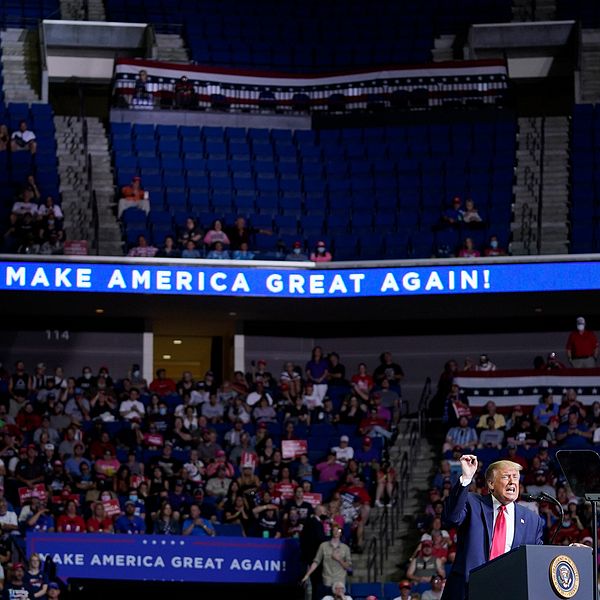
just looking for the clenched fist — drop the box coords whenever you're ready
[460,454,478,481]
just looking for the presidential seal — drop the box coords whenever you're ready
[549,555,579,598]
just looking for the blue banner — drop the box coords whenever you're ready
[26,533,301,584]
[1,259,599,298]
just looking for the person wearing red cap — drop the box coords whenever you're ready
[354,437,380,463]
[391,579,414,600]
[118,175,149,217]
[285,240,309,261]
[407,534,445,584]
[4,562,34,599]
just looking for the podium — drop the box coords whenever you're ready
[469,545,593,600]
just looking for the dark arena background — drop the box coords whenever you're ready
[0,1,599,599]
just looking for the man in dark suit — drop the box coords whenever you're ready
[441,455,544,600]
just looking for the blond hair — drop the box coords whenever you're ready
[485,460,522,484]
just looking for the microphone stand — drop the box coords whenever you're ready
[521,492,564,544]
[541,492,565,545]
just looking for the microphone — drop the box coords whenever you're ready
[521,493,545,502]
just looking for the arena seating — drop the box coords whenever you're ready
[569,103,600,253]
[0,0,58,28]
[113,112,515,259]
[105,0,512,71]
[0,102,59,221]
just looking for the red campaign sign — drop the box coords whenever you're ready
[241,451,257,469]
[143,433,164,447]
[130,475,146,489]
[102,499,122,517]
[51,494,79,506]
[274,483,296,500]
[18,484,47,504]
[302,492,322,507]
[281,440,308,460]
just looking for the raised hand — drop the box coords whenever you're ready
[460,454,478,481]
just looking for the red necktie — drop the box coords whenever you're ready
[489,505,507,560]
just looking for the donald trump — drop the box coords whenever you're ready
[441,455,544,600]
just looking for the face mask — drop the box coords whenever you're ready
[577,324,585,332]
[48,219,54,226]
[490,240,498,249]
[101,493,111,501]
[317,247,325,253]
[133,370,140,377]
[129,494,138,502]
[159,408,167,416]
[293,248,301,254]
[84,372,91,379]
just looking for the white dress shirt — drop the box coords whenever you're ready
[461,477,516,555]
[491,495,515,554]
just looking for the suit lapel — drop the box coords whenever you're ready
[511,503,524,549]
[481,494,494,557]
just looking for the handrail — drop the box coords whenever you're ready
[536,116,545,255]
[91,182,99,256]
[366,537,378,582]
[417,376,432,436]
[79,84,96,253]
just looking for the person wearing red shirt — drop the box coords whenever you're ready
[359,407,393,440]
[351,363,374,402]
[566,316,598,368]
[149,369,177,397]
[86,502,114,533]
[56,499,85,533]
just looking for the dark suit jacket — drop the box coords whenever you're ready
[441,482,544,600]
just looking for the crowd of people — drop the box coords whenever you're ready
[0,349,407,597]
[395,321,600,599]
[435,195,506,259]
[2,168,65,255]
[121,193,334,261]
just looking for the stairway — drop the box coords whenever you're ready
[87,120,123,256]
[59,0,105,20]
[0,29,41,103]
[54,116,93,243]
[86,0,106,21]
[54,116,119,253]
[511,0,555,21]
[155,33,189,63]
[60,0,84,20]
[538,116,569,254]
[350,426,436,583]
[579,30,600,104]
[531,0,556,21]
[379,439,437,581]
[511,117,541,255]
[431,35,456,62]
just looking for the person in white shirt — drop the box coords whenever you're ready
[11,120,37,154]
[421,575,445,600]
[321,581,353,600]
[11,189,38,216]
[246,382,273,407]
[119,389,146,421]
[331,435,354,465]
